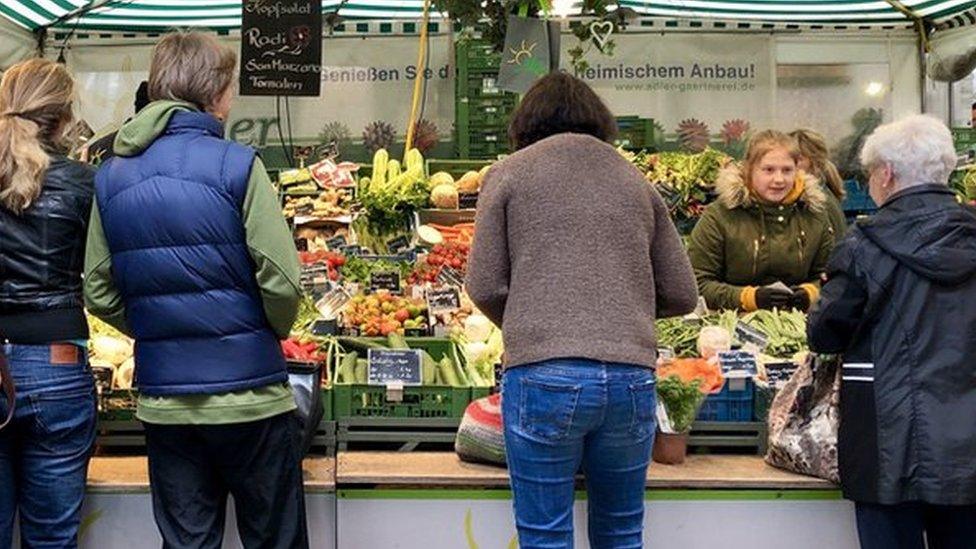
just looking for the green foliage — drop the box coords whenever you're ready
[657,375,706,433]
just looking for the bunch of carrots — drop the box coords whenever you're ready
[658,358,725,394]
[427,222,475,246]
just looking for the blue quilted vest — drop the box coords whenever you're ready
[95,111,287,396]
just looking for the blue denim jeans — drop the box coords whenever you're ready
[0,343,96,549]
[502,359,656,549]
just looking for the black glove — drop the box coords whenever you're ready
[755,284,793,310]
[790,285,813,312]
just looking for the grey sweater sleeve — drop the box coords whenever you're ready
[648,186,699,318]
[464,169,510,328]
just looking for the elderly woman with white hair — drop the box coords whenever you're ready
[808,115,976,549]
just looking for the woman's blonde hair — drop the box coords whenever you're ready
[149,31,236,110]
[0,58,75,214]
[742,129,800,190]
[790,128,845,199]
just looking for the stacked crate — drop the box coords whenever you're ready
[455,38,519,159]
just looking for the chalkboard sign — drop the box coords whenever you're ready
[339,244,364,257]
[294,237,308,251]
[718,350,759,377]
[458,193,479,209]
[735,321,769,350]
[437,266,465,287]
[369,271,401,294]
[326,235,347,250]
[387,235,411,255]
[368,349,422,385]
[240,0,322,97]
[427,287,461,313]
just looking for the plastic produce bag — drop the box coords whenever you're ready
[765,353,840,483]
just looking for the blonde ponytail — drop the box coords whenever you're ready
[0,59,75,214]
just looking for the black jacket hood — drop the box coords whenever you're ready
[859,185,976,286]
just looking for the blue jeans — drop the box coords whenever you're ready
[0,343,96,549]
[502,359,656,549]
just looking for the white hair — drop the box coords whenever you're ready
[859,114,957,188]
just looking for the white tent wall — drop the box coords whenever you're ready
[0,16,36,68]
[774,33,921,141]
[55,32,457,144]
[53,28,923,149]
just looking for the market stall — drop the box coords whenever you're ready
[2,1,976,548]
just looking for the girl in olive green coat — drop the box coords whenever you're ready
[688,130,834,312]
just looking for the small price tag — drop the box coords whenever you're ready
[294,238,309,252]
[657,347,675,361]
[340,244,364,257]
[437,266,465,287]
[387,235,411,254]
[458,193,479,209]
[718,350,759,378]
[369,271,401,294]
[295,202,314,216]
[735,321,769,350]
[427,287,461,314]
[368,349,423,386]
[326,235,347,250]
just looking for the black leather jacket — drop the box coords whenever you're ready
[0,155,95,343]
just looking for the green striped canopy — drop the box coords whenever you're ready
[1,1,975,31]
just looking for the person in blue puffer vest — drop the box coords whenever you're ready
[83,31,308,548]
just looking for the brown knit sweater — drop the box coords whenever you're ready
[465,133,699,370]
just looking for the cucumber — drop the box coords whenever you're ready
[336,351,358,384]
[420,351,438,385]
[354,359,368,384]
[449,357,470,386]
[387,333,410,350]
[338,337,388,356]
[438,357,461,387]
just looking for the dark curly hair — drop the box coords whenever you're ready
[507,72,617,151]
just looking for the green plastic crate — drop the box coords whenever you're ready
[457,40,503,72]
[615,116,657,150]
[953,127,976,152]
[332,337,477,418]
[321,387,334,422]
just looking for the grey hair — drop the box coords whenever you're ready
[859,115,957,189]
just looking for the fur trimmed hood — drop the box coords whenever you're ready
[715,164,827,213]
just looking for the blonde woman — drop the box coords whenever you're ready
[83,31,307,547]
[0,58,97,548]
[791,128,848,241]
[688,130,835,312]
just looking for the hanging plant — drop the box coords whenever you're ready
[434,0,633,72]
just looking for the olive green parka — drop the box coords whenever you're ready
[688,165,835,311]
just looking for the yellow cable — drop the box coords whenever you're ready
[405,0,432,156]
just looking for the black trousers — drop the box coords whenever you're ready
[144,412,309,549]
[855,501,976,549]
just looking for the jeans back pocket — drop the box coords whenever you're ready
[518,377,582,442]
[629,378,657,440]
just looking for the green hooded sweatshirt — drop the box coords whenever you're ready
[83,101,300,425]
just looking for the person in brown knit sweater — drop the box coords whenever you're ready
[465,72,698,548]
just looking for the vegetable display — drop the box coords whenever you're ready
[656,376,707,433]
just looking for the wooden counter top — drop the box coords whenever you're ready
[86,453,835,493]
[86,457,336,494]
[336,452,836,490]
